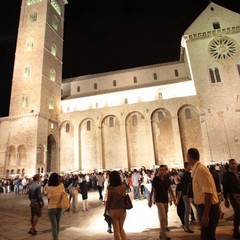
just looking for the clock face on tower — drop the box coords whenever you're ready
[208,36,237,60]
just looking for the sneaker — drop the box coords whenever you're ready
[184,226,194,233]
[107,229,113,234]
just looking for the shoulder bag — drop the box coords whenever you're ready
[58,191,70,209]
[124,193,133,210]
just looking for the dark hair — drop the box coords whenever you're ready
[109,170,122,186]
[33,174,40,181]
[159,164,167,170]
[229,158,236,164]
[48,172,60,186]
[187,148,200,160]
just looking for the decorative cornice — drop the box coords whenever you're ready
[0,112,58,124]
[183,26,240,42]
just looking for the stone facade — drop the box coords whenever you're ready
[0,1,240,176]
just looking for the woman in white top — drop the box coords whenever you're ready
[45,173,66,240]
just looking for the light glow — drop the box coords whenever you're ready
[61,81,196,113]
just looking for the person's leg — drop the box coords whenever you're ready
[156,202,167,238]
[72,193,78,211]
[200,204,220,240]
[110,209,121,240]
[135,186,140,199]
[118,209,127,240]
[48,208,58,240]
[177,201,185,226]
[183,195,190,229]
[29,204,41,234]
[55,208,63,237]
[229,196,240,236]
[144,186,150,202]
[133,186,137,199]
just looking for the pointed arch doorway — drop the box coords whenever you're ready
[47,134,57,172]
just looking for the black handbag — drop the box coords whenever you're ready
[124,193,133,210]
[104,213,112,224]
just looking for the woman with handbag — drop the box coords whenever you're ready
[104,170,128,240]
[45,172,68,240]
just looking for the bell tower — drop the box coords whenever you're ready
[7,0,68,174]
[10,0,67,117]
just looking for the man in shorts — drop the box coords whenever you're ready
[28,174,44,235]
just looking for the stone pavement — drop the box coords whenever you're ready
[0,190,236,240]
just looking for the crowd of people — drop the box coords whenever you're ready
[0,149,240,240]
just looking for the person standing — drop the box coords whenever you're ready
[174,174,185,227]
[96,172,105,201]
[222,159,240,239]
[131,169,141,200]
[104,170,127,240]
[28,174,44,235]
[79,175,89,211]
[181,162,194,233]
[187,148,220,240]
[103,170,113,234]
[45,172,66,240]
[148,165,176,240]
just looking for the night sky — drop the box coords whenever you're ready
[0,0,239,117]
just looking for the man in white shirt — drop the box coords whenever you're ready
[96,172,105,201]
[187,148,220,240]
[131,169,141,200]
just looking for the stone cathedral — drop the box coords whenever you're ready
[0,0,240,176]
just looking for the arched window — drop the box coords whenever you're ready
[29,11,37,24]
[24,66,31,78]
[22,95,28,108]
[185,108,192,119]
[175,69,179,77]
[52,15,58,31]
[87,120,91,131]
[159,93,162,100]
[51,44,57,56]
[77,86,80,92]
[133,76,137,83]
[215,68,221,82]
[209,67,221,83]
[132,115,138,126]
[113,80,117,86]
[158,111,165,121]
[26,38,34,51]
[66,123,70,132]
[237,63,240,76]
[49,99,54,110]
[109,117,114,127]
[50,68,56,81]
[94,83,97,90]
[153,73,157,80]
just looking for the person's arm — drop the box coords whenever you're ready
[168,186,176,205]
[222,173,230,208]
[201,192,212,227]
[104,188,111,215]
[148,186,154,208]
[176,189,182,205]
[38,186,44,207]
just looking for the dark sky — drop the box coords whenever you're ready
[0,0,240,117]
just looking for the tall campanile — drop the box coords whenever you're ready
[7,0,68,174]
